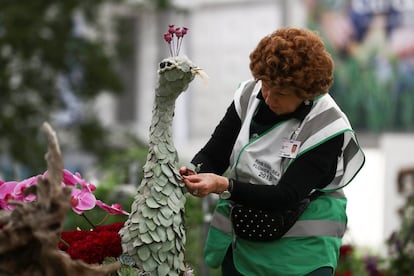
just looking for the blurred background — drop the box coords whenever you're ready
[1,0,414,275]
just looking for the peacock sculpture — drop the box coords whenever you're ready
[119,25,204,276]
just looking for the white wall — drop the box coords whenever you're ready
[344,134,414,255]
[381,134,414,246]
[344,148,386,252]
[181,1,284,142]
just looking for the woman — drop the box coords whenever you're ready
[180,27,365,276]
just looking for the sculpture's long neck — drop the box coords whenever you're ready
[148,94,177,154]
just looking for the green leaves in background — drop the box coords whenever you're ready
[0,0,125,174]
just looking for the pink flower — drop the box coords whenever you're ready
[62,169,80,186]
[61,169,97,193]
[1,169,127,219]
[62,170,90,189]
[96,200,129,215]
[14,176,39,202]
[0,176,40,209]
[0,181,18,210]
[70,188,96,215]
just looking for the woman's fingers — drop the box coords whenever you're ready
[183,175,205,196]
[179,166,196,176]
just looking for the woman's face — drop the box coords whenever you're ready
[261,81,305,115]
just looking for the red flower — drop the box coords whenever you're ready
[94,222,124,233]
[339,244,354,258]
[59,222,124,264]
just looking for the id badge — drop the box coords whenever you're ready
[279,138,301,158]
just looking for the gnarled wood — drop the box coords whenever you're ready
[0,122,120,275]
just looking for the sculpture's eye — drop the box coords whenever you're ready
[159,61,172,69]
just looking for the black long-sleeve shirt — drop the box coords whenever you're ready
[191,91,344,212]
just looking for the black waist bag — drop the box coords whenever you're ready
[230,192,322,242]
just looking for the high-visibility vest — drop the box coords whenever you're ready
[204,80,365,275]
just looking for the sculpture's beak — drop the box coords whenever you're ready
[191,67,209,85]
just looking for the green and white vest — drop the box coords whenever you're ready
[204,80,365,276]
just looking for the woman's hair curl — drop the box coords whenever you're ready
[249,27,334,97]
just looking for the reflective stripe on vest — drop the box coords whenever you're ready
[210,191,347,238]
[211,211,232,235]
[290,95,365,190]
[210,211,346,238]
[284,220,346,238]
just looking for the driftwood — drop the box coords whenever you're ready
[0,122,120,275]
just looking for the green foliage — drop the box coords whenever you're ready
[387,195,414,275]
[330,54,401,132]
[104,257,140,276]
[0,0,126,174]
[143,0,172,10]
[98,138,149,186]
[307,16,414,133]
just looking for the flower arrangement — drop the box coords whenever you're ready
[0,169,129,265]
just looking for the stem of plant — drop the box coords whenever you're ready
[81,213,96,229]
[60,237,70,249]
[96,214,109,226]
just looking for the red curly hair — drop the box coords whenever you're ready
[249,27,334,98]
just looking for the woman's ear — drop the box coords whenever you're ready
[301,90,315,101]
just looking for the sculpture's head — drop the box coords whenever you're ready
[156,25,207,99]
[156,55,205,99]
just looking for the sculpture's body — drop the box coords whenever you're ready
[119,55,200,276]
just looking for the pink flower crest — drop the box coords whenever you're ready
[163,24,189,56]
